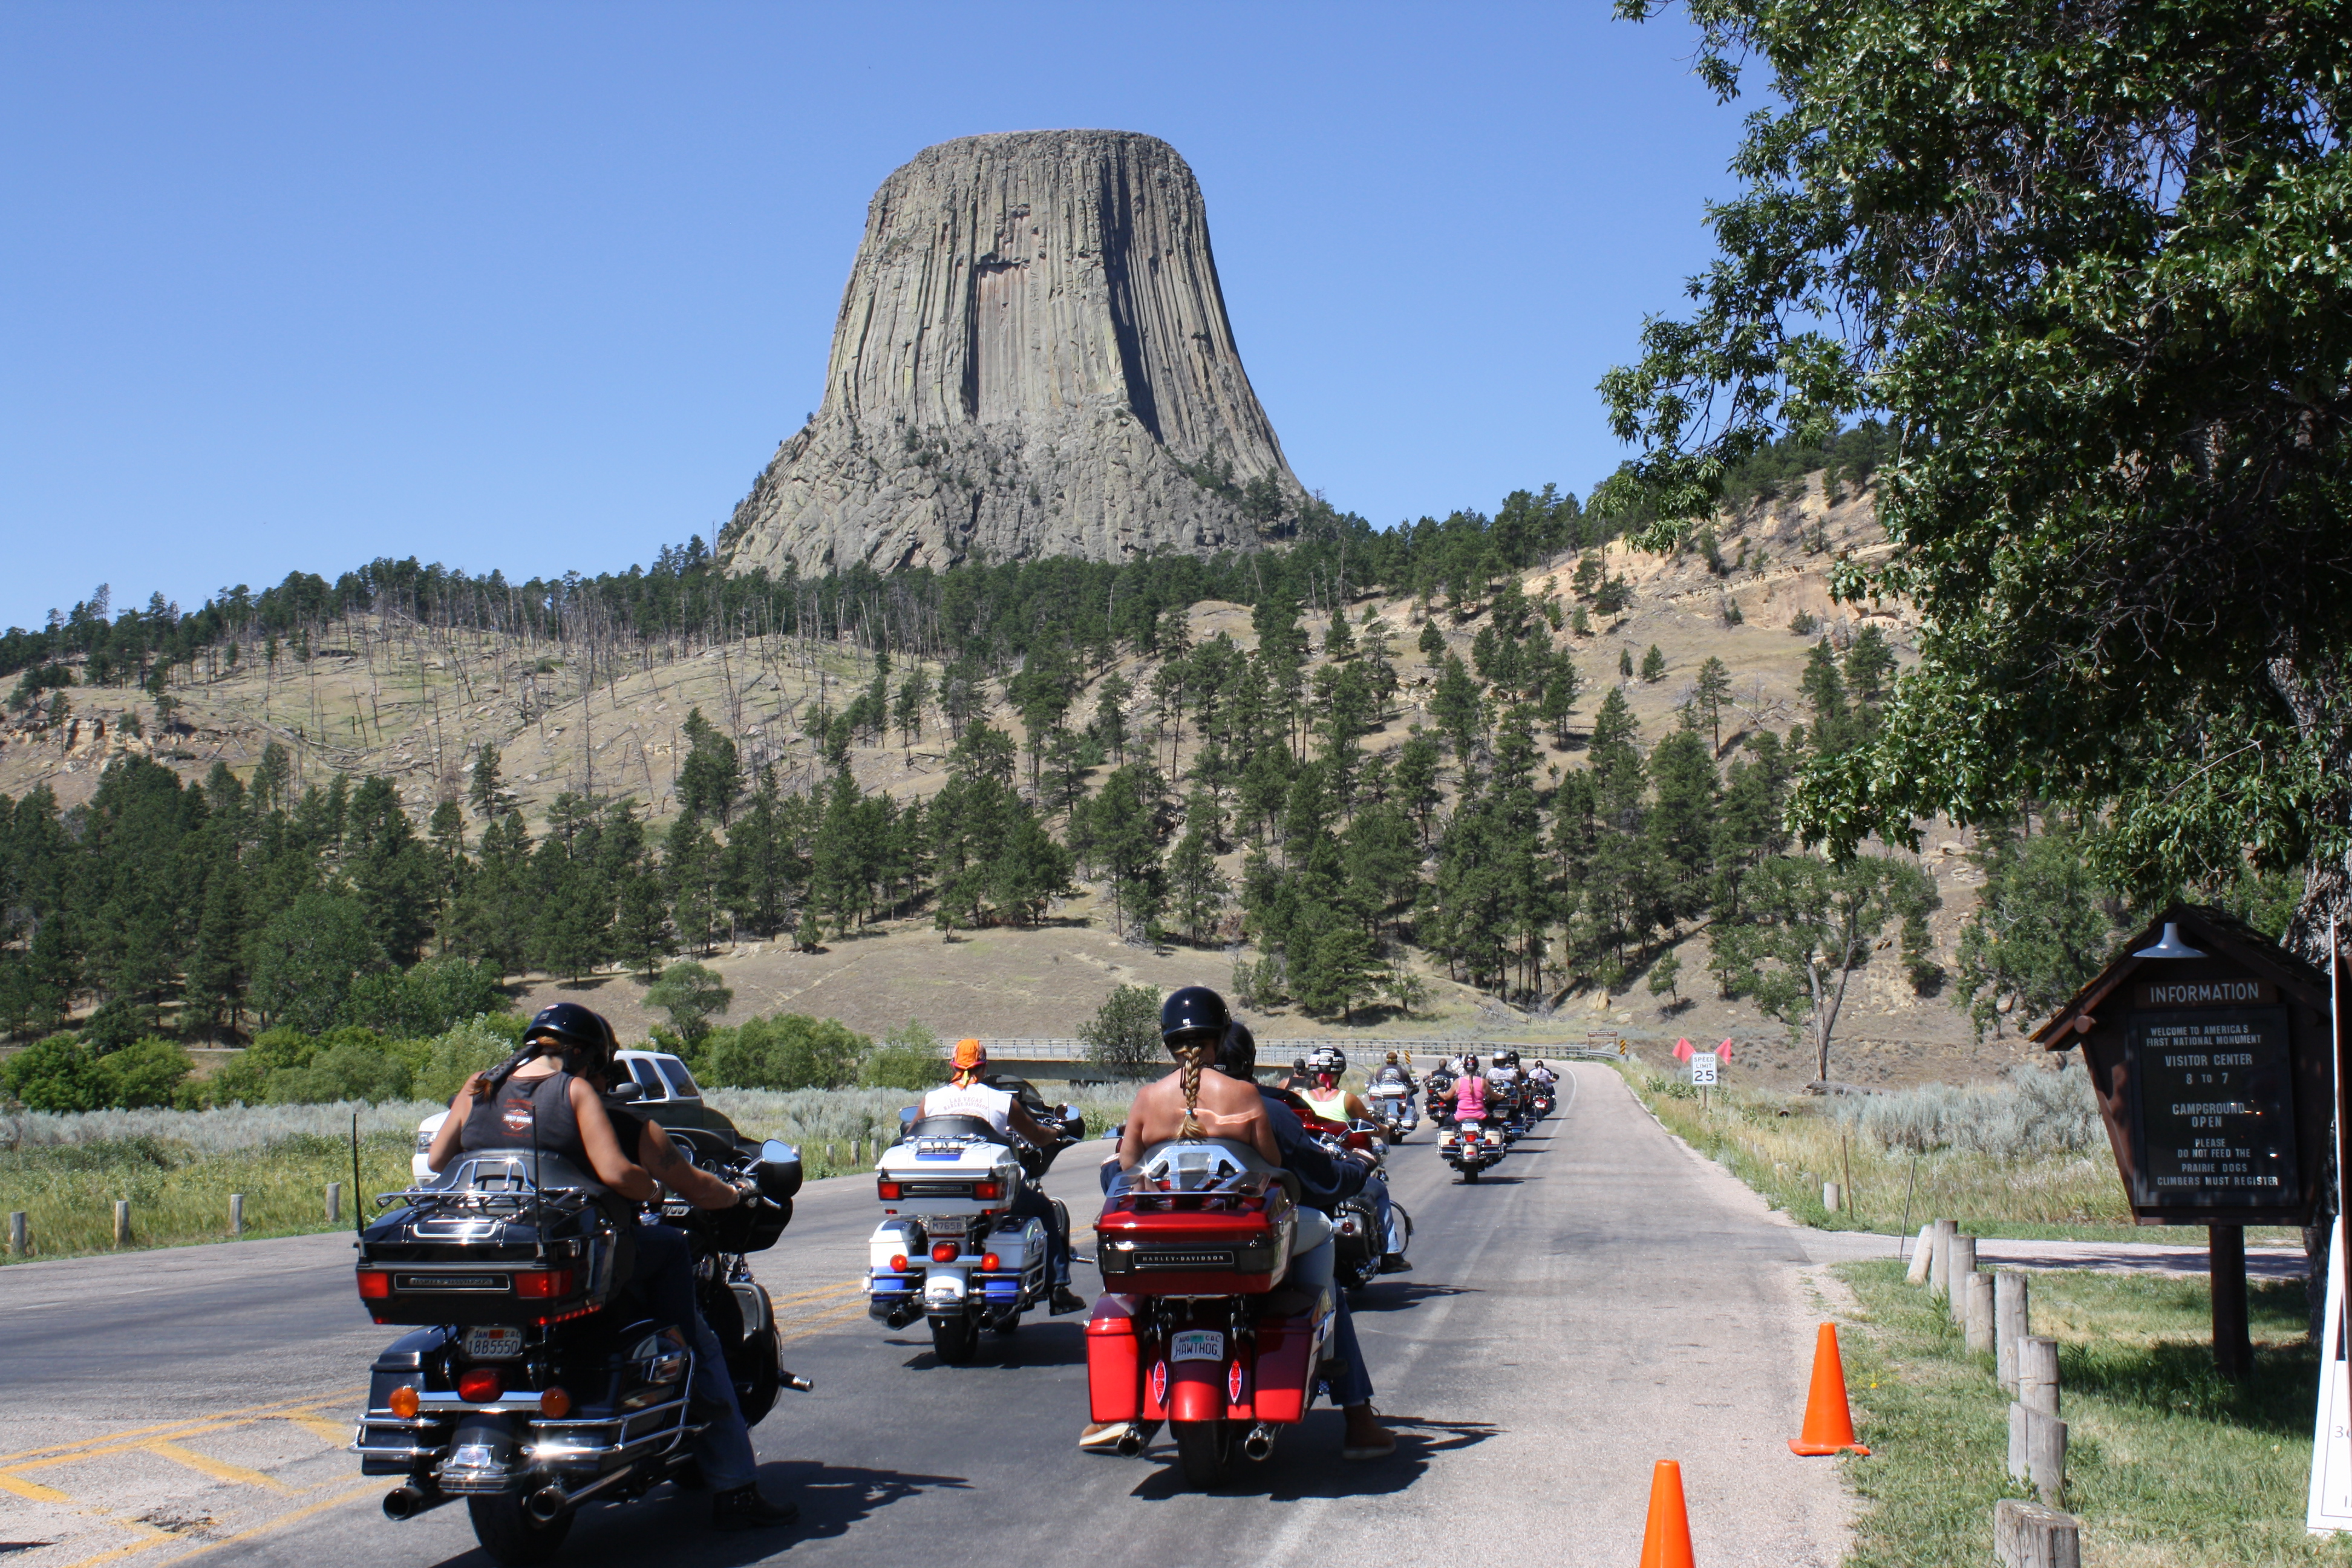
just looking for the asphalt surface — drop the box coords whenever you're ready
[0,1065,1852,1567]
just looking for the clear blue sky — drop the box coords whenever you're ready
[0,2,1743,632]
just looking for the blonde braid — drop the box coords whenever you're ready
[1177,1040,1207,1140]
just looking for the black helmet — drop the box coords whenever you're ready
[1215,1019,1258,1079]
[1160,986,1230,1052]
[1501,1050,1520,1068]
[1307,1046,1347,1076]
[524,1002,616,1073]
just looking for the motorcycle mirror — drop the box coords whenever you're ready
[756,1139,803,1200]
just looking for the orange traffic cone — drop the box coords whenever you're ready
[1636,1459,1696,1568]
[1788,1321,1870,1455]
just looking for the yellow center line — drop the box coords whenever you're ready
[776,1298,871,1342]
[142,1442,300,1495]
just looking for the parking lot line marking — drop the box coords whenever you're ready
[134,1479,382,1568]
[142,1443,299,1495]
[0,1393,365,1468]
[47,1521,174,1568]
[0,1471,74,1503]
[278,1414,352,1446]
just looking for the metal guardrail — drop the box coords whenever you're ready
[979,1038,1629,1068]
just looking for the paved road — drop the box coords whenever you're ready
[0,1065,1849,1567]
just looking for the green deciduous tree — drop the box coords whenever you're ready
[644,959,733,1045]
[1081,982,1163,1079]
[1602,0,2352,952]
[1710,854,1939,1082]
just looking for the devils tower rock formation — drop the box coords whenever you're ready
[720,130,1301,576]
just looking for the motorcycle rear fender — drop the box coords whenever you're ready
[923,1266,968,1306]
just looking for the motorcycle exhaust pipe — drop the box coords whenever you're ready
[782,1368,814,1393]
[1241,1423,1279,1462]
[382,1485,451,1521]
[1112,1422,1148,1457]
[524,1485,569,1525]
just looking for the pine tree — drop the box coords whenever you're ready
[1165,819,1228,944]
[1417,619,1446,668]
[1692,656,1733,754]
[678,708,743,824]
[468,742,503,817]
[1640,644,1668,683]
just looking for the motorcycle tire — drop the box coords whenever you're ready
[467,1492,573,1566]
[1460,1166,1481,1184]
[1172,1418,1232,1488]
[930,1313,979,1365]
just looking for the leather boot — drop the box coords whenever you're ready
[711,1485,799,1530]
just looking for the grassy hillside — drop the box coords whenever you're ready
[0,469,2039,1090]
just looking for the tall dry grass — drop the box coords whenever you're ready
[1619,1060,2136,1235]
[1,1088,1137,1263]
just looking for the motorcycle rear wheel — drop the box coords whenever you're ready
[1460,1166,1481,1184]
[467,1493,573,1566]
[1171,1418,1232,1488]
[930,1312,979,1365]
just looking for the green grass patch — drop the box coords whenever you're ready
[1835,1259,2350,1566]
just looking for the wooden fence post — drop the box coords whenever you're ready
[1965,1270,1996,1353]
[327,1182,342,1223]
[113,1200,132,1248]
[229,1194,244,1237]
[7,1211,25,1256]
[1947,1235,1978,1325]
[1993,1498,2081,1568]
[1906,1224,1935,1284]
[1996,1272,2030,1391]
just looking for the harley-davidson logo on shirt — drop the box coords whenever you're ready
[501,1103,535,1134]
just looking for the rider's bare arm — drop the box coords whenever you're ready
[1007,1100,1052,1147]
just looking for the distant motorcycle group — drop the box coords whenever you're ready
[1426,1051,1557,1182]
[347,997,1566,1561]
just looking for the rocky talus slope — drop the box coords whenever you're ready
[720,129,1300,577]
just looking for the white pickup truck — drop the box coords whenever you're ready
[410,1048,730,1180]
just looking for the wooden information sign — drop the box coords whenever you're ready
[2034,904,2333,1377]
[2125,1005,2298,1210]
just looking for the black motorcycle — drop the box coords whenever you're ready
[1305,1117,1412,1293]
[351,1126,805,1563]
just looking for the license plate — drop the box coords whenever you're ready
[463,1327,524,1360]
[926,1215,969,1236]
[1170,1330,1224,1364]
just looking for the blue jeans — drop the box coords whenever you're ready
[633,1222,758,1491]
[1287,1236,1375,1410]
[1362,1173,1396,1254]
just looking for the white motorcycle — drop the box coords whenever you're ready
[864,1106,1079,1364]
[1365,1079,1417,1141]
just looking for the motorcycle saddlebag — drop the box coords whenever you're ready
[1085,1298,1143,1423]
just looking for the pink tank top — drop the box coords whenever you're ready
[1456,1075,1488,1119]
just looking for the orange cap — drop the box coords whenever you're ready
[952,1038,986,1070]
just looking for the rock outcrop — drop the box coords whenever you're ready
[720,129,1301,577]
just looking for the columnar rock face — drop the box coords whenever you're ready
[720,130,1301,577]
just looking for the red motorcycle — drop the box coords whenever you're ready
[1084,1140,1334,1487]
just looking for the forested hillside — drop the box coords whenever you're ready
[7,419,2269,1098]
